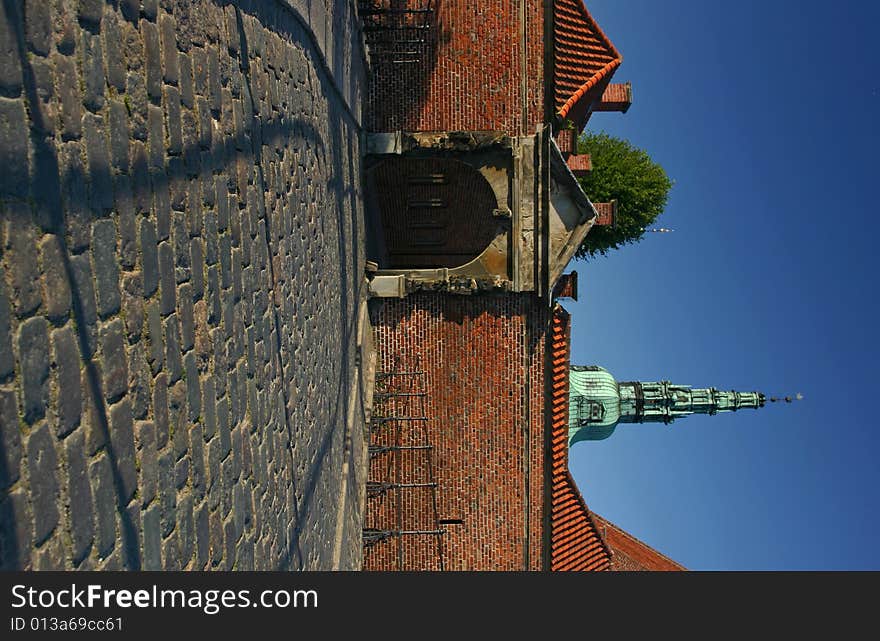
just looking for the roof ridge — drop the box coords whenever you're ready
[549,304,613,571]
[590,512,687,570]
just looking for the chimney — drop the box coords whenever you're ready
[593,82,632,113]
[553,272,579,301]
[593,200,617,227]
[555,128,576,155]
[567,154,592,178]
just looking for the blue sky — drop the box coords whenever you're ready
[567,0,880,570]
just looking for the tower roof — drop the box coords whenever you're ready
[569,368,767,444]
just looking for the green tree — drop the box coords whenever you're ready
[575,132,673,259]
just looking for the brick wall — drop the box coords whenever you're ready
[365,0,545,135]
[365,293,548,570]
[0,0,367,571]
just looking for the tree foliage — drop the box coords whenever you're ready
[575,132,673,259]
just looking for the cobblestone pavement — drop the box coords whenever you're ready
[0,0,368,570]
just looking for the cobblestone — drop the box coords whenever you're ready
[89,453,117,559]
[0,389,21,488]
[19,316,50,423]
[0,0,367,571]
[51,325,81,437]
[64,430,94,564]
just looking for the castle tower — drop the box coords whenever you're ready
[568,366,766,445]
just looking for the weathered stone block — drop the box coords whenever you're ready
[102,12,126,91]
[145,301,163,374]
[121,272,144,343]
[69,254,97,357]
[177,491,194,566]
[209,507,222,567]
[108,100,129,173]
[143,19,162,101]
[83,113,113,213]
[81,31,104,112]
[195,501,209,569]
[190,238,204,299]
[223,516,235,570]
[0,271,13,380]
[108,398,137,503]
[152,373,169,449]
[77,0,103,26]
[140,219,159,297]
[141,502,161,570]
[158,449,175,537]
[147,103,165,168]
[89,453,116,559]
[0,389,22,488]
[207,435,220,511]
[131,141,150,213]
[123,501,141,570]
[92,219,121,317]
[0,2,23,95]
[174,454,189,489]
[134,420,157,507]
[178,283,194,350]
[206,265,220,326]
[184,354,200,423]
[158,240,176,315]
[162,530,180,570]
[119,0,139,24]
[163,313,182,383]
[99,319,127,403]
[126,73,148,141]
[179,52,194,108]
[0,488,32,570]
[38,235,71,321]
[24,0,51,57]
[64,430,94,564]
[165,85,182,155]
[51,325,81,437]
[6,221,40,317]
[159,13,178,85]
[128,348,150,420]
[19,316,50,423]
[142,0,157,22]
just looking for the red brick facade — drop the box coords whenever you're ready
[361,3,675,572]
[364,294,548,570]
[366,1,545,134]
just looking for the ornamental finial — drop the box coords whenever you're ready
[768,393,804,403]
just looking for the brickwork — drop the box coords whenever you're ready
[364,294,548,570]
[0,0,367,570]
[366,1,545,135]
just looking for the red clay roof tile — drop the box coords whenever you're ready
[549,305,612,571]
[554,0,623,127]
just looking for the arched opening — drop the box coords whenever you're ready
[366,157,501,269]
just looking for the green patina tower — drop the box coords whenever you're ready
[568,366,766,445]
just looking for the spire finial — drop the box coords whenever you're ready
[768,393,804,403]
